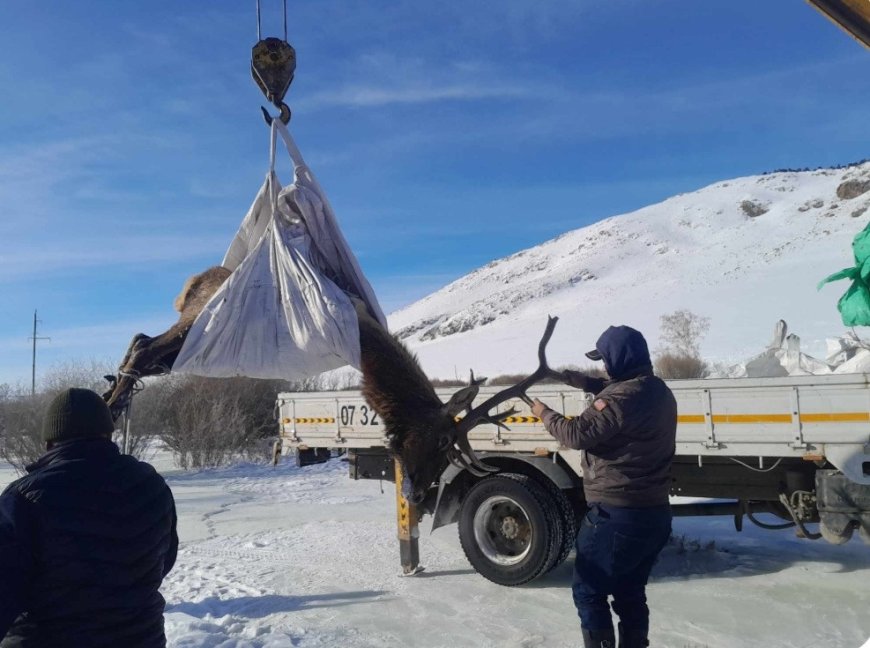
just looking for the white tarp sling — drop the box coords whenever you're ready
[172,120,386,379]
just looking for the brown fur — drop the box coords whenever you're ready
[353,300,459,504]
[104,266,232,418]
[174,266,232,316]
[354,302,441,438]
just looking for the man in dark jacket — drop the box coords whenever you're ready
[0,388,178,648]
[532,325,676,648]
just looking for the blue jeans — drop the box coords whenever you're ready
[572,502,672,632]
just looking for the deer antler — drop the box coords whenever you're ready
[449,316,562,473]
[442,369,487,418]
[446,446,492,477]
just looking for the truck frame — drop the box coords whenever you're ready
[275,373,870,585]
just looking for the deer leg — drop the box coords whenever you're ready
[123,333,152,365]
[104,323,192,420]
[102,333,152,401]
[104,338,148,421]
[123,321,192,373]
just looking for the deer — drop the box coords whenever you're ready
[104,268,566,505]
[352,298,565,504]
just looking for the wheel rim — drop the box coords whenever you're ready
[473,495,533,565]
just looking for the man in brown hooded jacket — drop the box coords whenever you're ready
[532,325,676,648]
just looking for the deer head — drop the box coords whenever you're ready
[354,299,562,505]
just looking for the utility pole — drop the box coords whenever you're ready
[29,310,50,397]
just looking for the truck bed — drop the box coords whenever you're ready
[278,373,870,486]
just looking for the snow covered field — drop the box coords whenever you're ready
[3,453,868,647]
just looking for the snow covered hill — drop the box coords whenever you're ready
[390,163,870,380]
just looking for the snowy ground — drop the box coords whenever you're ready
[2,454,869,648]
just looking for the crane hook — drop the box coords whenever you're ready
[260,103,291,126]
[252,36,296,125]
[252,1,295,126]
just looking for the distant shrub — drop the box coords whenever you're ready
[0,389,50,472]
[301,371,360,392]
[155,376,288,470]
[486,373,530,386]
[560,364,608,380]
[654,310,711,379]
[430,378,467,388]
[41,359,114,396]
[762,158,870,175]
[659,310,710,358]
[654,353,708,379]
[111,372,343,469]
[486,365,606,386]
[0,360,134,472]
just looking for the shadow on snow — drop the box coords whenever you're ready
[522,528,870,590]
[167,590,389,619]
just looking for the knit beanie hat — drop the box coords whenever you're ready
[42,388,115,443]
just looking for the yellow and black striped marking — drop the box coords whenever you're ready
[455,415,575,424]
[501,416,542,424]
[282,417,336,425]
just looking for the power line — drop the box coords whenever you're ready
[28,310,50,397]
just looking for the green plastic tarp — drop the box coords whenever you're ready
[819,221,870,326]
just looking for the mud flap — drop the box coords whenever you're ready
[816,469,870,541]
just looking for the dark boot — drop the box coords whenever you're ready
[617,623,649,648]
[582,627,616,648]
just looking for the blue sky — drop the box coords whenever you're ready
[1,0,870,386]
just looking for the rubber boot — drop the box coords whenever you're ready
[582,627,616,648]
[617,623,649,648]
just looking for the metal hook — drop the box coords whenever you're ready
[261,103,291,126]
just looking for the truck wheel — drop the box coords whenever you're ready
[531,475,577,573]
[458,473,561,586]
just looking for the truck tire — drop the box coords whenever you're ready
[458,473,562,586]
[531,475,577,573]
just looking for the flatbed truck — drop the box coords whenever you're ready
[275,374,870,584]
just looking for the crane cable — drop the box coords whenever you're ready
[256,0,288,42]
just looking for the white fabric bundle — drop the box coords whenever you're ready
[173,120,386,379]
